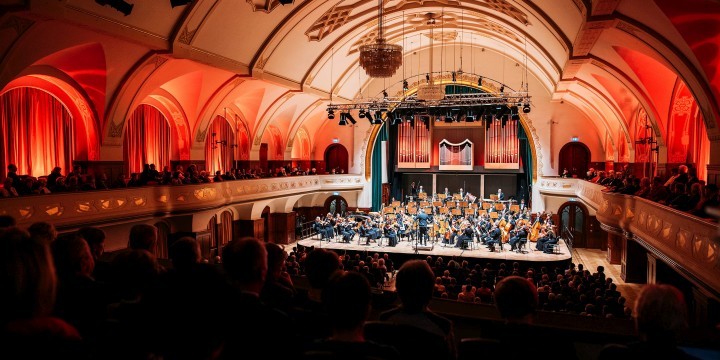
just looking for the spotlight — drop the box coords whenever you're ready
[511,113,520,121]
[403,80,409,91]
[499,85,505,93]
[383,90,389,99]
[170,0,192,7]
[373,111,383,124]
[391,116,402,126]
[327,109,335,120]
[338,113,348,126]
[426,73,430,83]
[95,0,133,15]
[452,71,457,82]
[405,115,414,122]
[478,76,483,86]
[358,109,366,119]
[465,110,475,122]
[346,113,357,124]
[523,103,531,113]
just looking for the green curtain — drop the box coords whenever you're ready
[518,124,533,204]
[371,123,388,211]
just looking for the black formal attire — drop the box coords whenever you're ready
[485,227,502,251]
[416,212,432,246]
[497,191,505,201]
[454,226,474,249]
[509,228,528,251]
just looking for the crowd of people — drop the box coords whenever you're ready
[585,165,718,219]
[0,163,328,198]
[1,214,702,359]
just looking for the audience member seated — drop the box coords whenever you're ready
[127,224,158,257]
[1,227,83,358]
[379,260,456,359]
[28,221,58,244]
[304,272,400,360]
[261,242,296,311]
[598,284,697,360]
[220,237,297,359]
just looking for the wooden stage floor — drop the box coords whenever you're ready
[294,236,572,263]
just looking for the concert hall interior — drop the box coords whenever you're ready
[2,1,720,359]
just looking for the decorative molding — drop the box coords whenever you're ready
[196,127,208,142]
[573,20,615,57]
[153,56,168,69]
[246,0,289,13]
[178,26,199,45]
[108,120,124,138]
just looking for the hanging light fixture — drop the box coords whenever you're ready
[359,0,402,78]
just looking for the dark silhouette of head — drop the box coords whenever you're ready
[128,224,157,255]
[169,236,201,271]
[494,276,538,322]
[635,284,688,343]
[51,235,95,279]
[78,227,106,260]
[222,237,267,292]
[323,271,371,332]
[305,248,340,289]
[27,222,58,244]
[395,260,435,312]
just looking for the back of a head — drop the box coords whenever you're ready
[111,249,159,298]
[265,242,287,276]
[323,271,371,331]
[494,276,538,321]
[395,260,435,312]
[128,224,157,255]
[27,222,58,244]
[51,235,94,278]
[169,236,201,270]
[635,284,687,342]
[222,237,267,285]
[78,227,106,259]
[1,228,56,321]
[0,215,17,230]
[304,248,340,289]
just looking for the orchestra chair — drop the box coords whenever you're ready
[357,226,369,246]
[516,238,528,253]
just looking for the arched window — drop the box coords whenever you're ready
[0,87,75,177]
[124,104,171,175]
[324,144,348,174]
[325,195,348,216]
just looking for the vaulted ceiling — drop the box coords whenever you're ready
[1,0,718,161]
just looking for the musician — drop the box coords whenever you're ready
[314,216,332,240]
[497,188,505,201]
[509,223,529,251]
[454,221,474,249]
[384,221,398,247]
[416,210,432,246]
[536,228,558,253]
[340,218,356,243]
[444,187,450,197]
[459,187,465,200]
[418,185,424,194]
[410,182,418,197]
[485,221,502,252]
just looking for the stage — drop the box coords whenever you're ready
[294,236,572,264]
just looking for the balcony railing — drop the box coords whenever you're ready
[0,175,365,229]
[537,177,720,296]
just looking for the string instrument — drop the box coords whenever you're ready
[501,217,514,243]
[528,216,542,242]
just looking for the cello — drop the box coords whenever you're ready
[528,213,542,242]
[501,215,514,243]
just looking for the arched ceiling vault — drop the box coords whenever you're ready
[4,0,719,160]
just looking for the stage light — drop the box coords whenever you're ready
[426,73,430,83]
[346,113,357,124]
[373,111,383,124]
[523,103,531,113]
[403,80,409,91]
[95,0,133,15]
[478,76,483,86]
[391,116,402,125]
[170,0,192,7]
[327,109,335,120]
[499,85,505,93]
[465,110,475,122]
[383,90,389,99]
[278,0,294,4]
[511,114,520,121]
[338,113,348,126]
[358,109,366,119]
[406,114,414,122]
[452,71,457,82]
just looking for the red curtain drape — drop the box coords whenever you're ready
[0,87,74,178]
[123,104,171,175]
[205,116,234,174]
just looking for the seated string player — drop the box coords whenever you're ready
[384,221,398,247]
[485,221,502,252]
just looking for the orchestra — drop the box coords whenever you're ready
[310,187,558,254]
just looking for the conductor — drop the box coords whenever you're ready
[497,188,505,201]
[416,210,432,246]
[410,182,418,197]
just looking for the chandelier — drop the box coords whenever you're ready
[359,0,402,78]
[416,13,444,101]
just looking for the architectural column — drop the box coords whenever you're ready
[269,212,296,244]
[621,232,647,283]
[646,252,657,285]
[235,219,264,240]
[606,232,622,265]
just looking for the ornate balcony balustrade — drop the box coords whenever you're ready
[0,175,365,229]
[537,177,720,296]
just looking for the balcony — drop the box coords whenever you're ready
[536,177,720,297]
[0,175,365,229]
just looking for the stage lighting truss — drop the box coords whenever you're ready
[327,71,531,124]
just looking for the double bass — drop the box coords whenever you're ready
[528,214,542,242]
[501,216,514,243]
